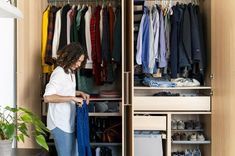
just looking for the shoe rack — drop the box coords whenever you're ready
[88,98,122,156]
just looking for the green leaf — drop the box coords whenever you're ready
[19,133,25,142]
[18,123,29,137]
[2,123,15,139]
[5,106,18,113]
[35,135,49,151]
[20,114,32,123]
[35,126,46,135]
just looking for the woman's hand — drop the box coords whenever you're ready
[72,97,84,107]
[76,91,90,104]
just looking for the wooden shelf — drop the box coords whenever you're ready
[171,129,204,132]
[89,112,121,116]
[172,140,211,144]
[90,143,122,146]
[134,86,212,90]
[134,112,212,115]
[90,98,122,101]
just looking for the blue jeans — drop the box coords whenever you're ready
[51,127,78,156]
[76,102,92,156]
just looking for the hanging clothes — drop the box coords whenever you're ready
[41,6,54,74]
[52,8,62,59]
[90,5,102,85]
[41,3,121,86]
[78,6,88,53]
[58,4,71,51]
[158,7,167,68]
[135,2,206,81]
[85,6,92,68]
[112,5,122,64]
[45,6,58,65]
[70,6,79,43]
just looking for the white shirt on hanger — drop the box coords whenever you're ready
[52,8,62,59]
[85,6,92,68]
[44,66,76,133]
[100,5,103,43]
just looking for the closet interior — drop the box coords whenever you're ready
[130,0,212,156]
[40,0,124,155]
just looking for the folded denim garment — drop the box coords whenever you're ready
[143,77,176,87]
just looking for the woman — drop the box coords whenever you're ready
[44,43,90,156]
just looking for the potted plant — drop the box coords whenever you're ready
[0,106,49,156]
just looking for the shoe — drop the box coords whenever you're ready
[172,152,179,156]
[178,151,185,156]
[172,119,177,130]
[177,120,185,130]
[189,133,197,141]
[180,133,187,141]
[185,149,193,156]
[192,148,201,156]
[197,133,205,141]
[185,120,193,130]
[172,133,181,141]
[194,121,202,130]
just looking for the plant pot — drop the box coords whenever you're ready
[0,140,12,156]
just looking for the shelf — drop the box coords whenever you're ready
[134,86,212,90]
[90,143,122,146]
[90,98,122,101]
[171,129,204,132]
[89,112,121,116]
[172,140,211,144]
[134,112,212,115]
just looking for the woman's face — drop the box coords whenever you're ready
[70,54,85,71]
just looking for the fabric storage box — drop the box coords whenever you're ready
[134,115,166,130]
[133,96,210,111]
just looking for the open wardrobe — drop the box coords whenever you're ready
[14,0,235,155]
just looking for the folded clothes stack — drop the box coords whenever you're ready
[143,77,176,87]
[99,90,121,98]
[171,78,200,87]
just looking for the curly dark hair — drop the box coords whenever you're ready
[56,42,87,74]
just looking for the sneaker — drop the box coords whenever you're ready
[189,133,197,141]
[185,149,193,156]
[197,133,205,141]
[172,152,178,156]
[194,121,202,130]
[185,120,193,130]
[178,151,185,156]
[177,120,185,130]
[192,148,201,156]
[172,133,181,141]
[172,119,177,130]
[180,133,187,141]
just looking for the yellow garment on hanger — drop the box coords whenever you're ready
[41,6,54,74]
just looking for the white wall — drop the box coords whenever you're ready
[0,18,15,108]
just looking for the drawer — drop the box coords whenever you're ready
[133,96,210,111]
[134,116,166,130]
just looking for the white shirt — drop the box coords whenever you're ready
[84,6,92,68]
[44,66,76,133]
[52,9,62,59]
